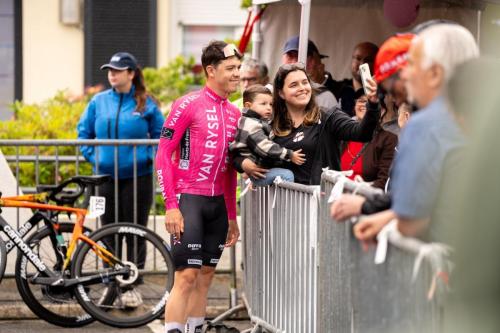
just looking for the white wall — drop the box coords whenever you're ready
[23,0,84,103]
[157,0,170,68]
[23,0,173,103]
[168,0,247,61]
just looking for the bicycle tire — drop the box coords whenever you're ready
[15,223,95,327]
[71,223,174,328]
[0,237,6,284]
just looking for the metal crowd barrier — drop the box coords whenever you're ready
[240,180,320,333]
[240,172,450,333]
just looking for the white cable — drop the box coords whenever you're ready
[272,176,284,209]
[239,178,252,198]
[374,219,398,264]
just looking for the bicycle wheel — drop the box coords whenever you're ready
[15,223,95,327]
[0,237,6,284]
[71,223,174,328]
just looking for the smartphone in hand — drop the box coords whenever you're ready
[359,63,372,95]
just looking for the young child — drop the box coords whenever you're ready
[230,84,305,186]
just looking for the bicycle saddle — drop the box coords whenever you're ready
[36,184,59,193]
[70,175,111,186]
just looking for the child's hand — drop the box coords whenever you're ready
[291,149,306,165]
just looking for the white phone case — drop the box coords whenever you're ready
[359,63,372,95]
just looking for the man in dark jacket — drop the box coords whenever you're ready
[333,42,379,117]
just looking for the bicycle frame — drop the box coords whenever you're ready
[2,192,63,254]
[0,195,131,288]
[3,211,58,254]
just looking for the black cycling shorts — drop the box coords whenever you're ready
[171,193,229,270]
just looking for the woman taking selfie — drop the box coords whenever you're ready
[235,63,379,185]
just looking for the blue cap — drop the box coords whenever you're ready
[283,36,329,59]
[100,52,138,71]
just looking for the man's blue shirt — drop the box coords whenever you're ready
[390,96,465,219]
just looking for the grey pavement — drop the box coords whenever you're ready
[0,319,253,332]
[0,219,252,331]
[0,273,253,331]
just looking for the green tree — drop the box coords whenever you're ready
[143,55,205,113]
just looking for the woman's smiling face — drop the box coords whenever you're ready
[279,70,312,110]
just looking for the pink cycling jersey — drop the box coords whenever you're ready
[155,86,240,220]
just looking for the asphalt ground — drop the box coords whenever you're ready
[0,319,253,332]
[0,273,252,332]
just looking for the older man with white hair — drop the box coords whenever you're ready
[233,58,269,109]
[353,23,479,241]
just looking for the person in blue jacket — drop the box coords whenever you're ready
[77,52,164,306]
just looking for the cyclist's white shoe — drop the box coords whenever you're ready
[121,288,143,308]
[97,287,111,306]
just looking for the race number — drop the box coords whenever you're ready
[87,196,106,218]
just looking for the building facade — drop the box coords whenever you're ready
[0,0,246,119]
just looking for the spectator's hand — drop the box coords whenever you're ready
[330,194,366,221]
[242,158,269,179]
[165,208,184,241]
[366,77,378,104]
[291,149,306,165]
[353,211,392,241]
[225,219,240,247]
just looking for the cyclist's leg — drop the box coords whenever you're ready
[185,195,228,324]
[166,268,200,329]
[165,194,205,326]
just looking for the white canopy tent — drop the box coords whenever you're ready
[251,0,500,79]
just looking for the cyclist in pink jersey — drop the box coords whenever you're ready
[156,41,242,333]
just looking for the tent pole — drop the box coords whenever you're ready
[252,4,263,60]
[477,9,481,48]
[298,0,312,64]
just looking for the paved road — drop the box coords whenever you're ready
[0,319,253,332]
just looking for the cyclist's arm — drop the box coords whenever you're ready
[223,163,237,220]
[155,101,193,210]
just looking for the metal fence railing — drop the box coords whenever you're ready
[240,171,450,333]
[0,139,164,278]
[0,140,237,283]
[0,139,160,227]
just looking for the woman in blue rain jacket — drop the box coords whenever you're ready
[77,52,164,305]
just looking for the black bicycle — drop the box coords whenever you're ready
[0,175,174,328]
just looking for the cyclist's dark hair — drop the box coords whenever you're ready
[201,40,243,75]
[243,84,272,104]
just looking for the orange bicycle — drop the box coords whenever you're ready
[0,175,174,328]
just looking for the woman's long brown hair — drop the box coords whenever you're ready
[271,63,320,136]
[131,67,158,112]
